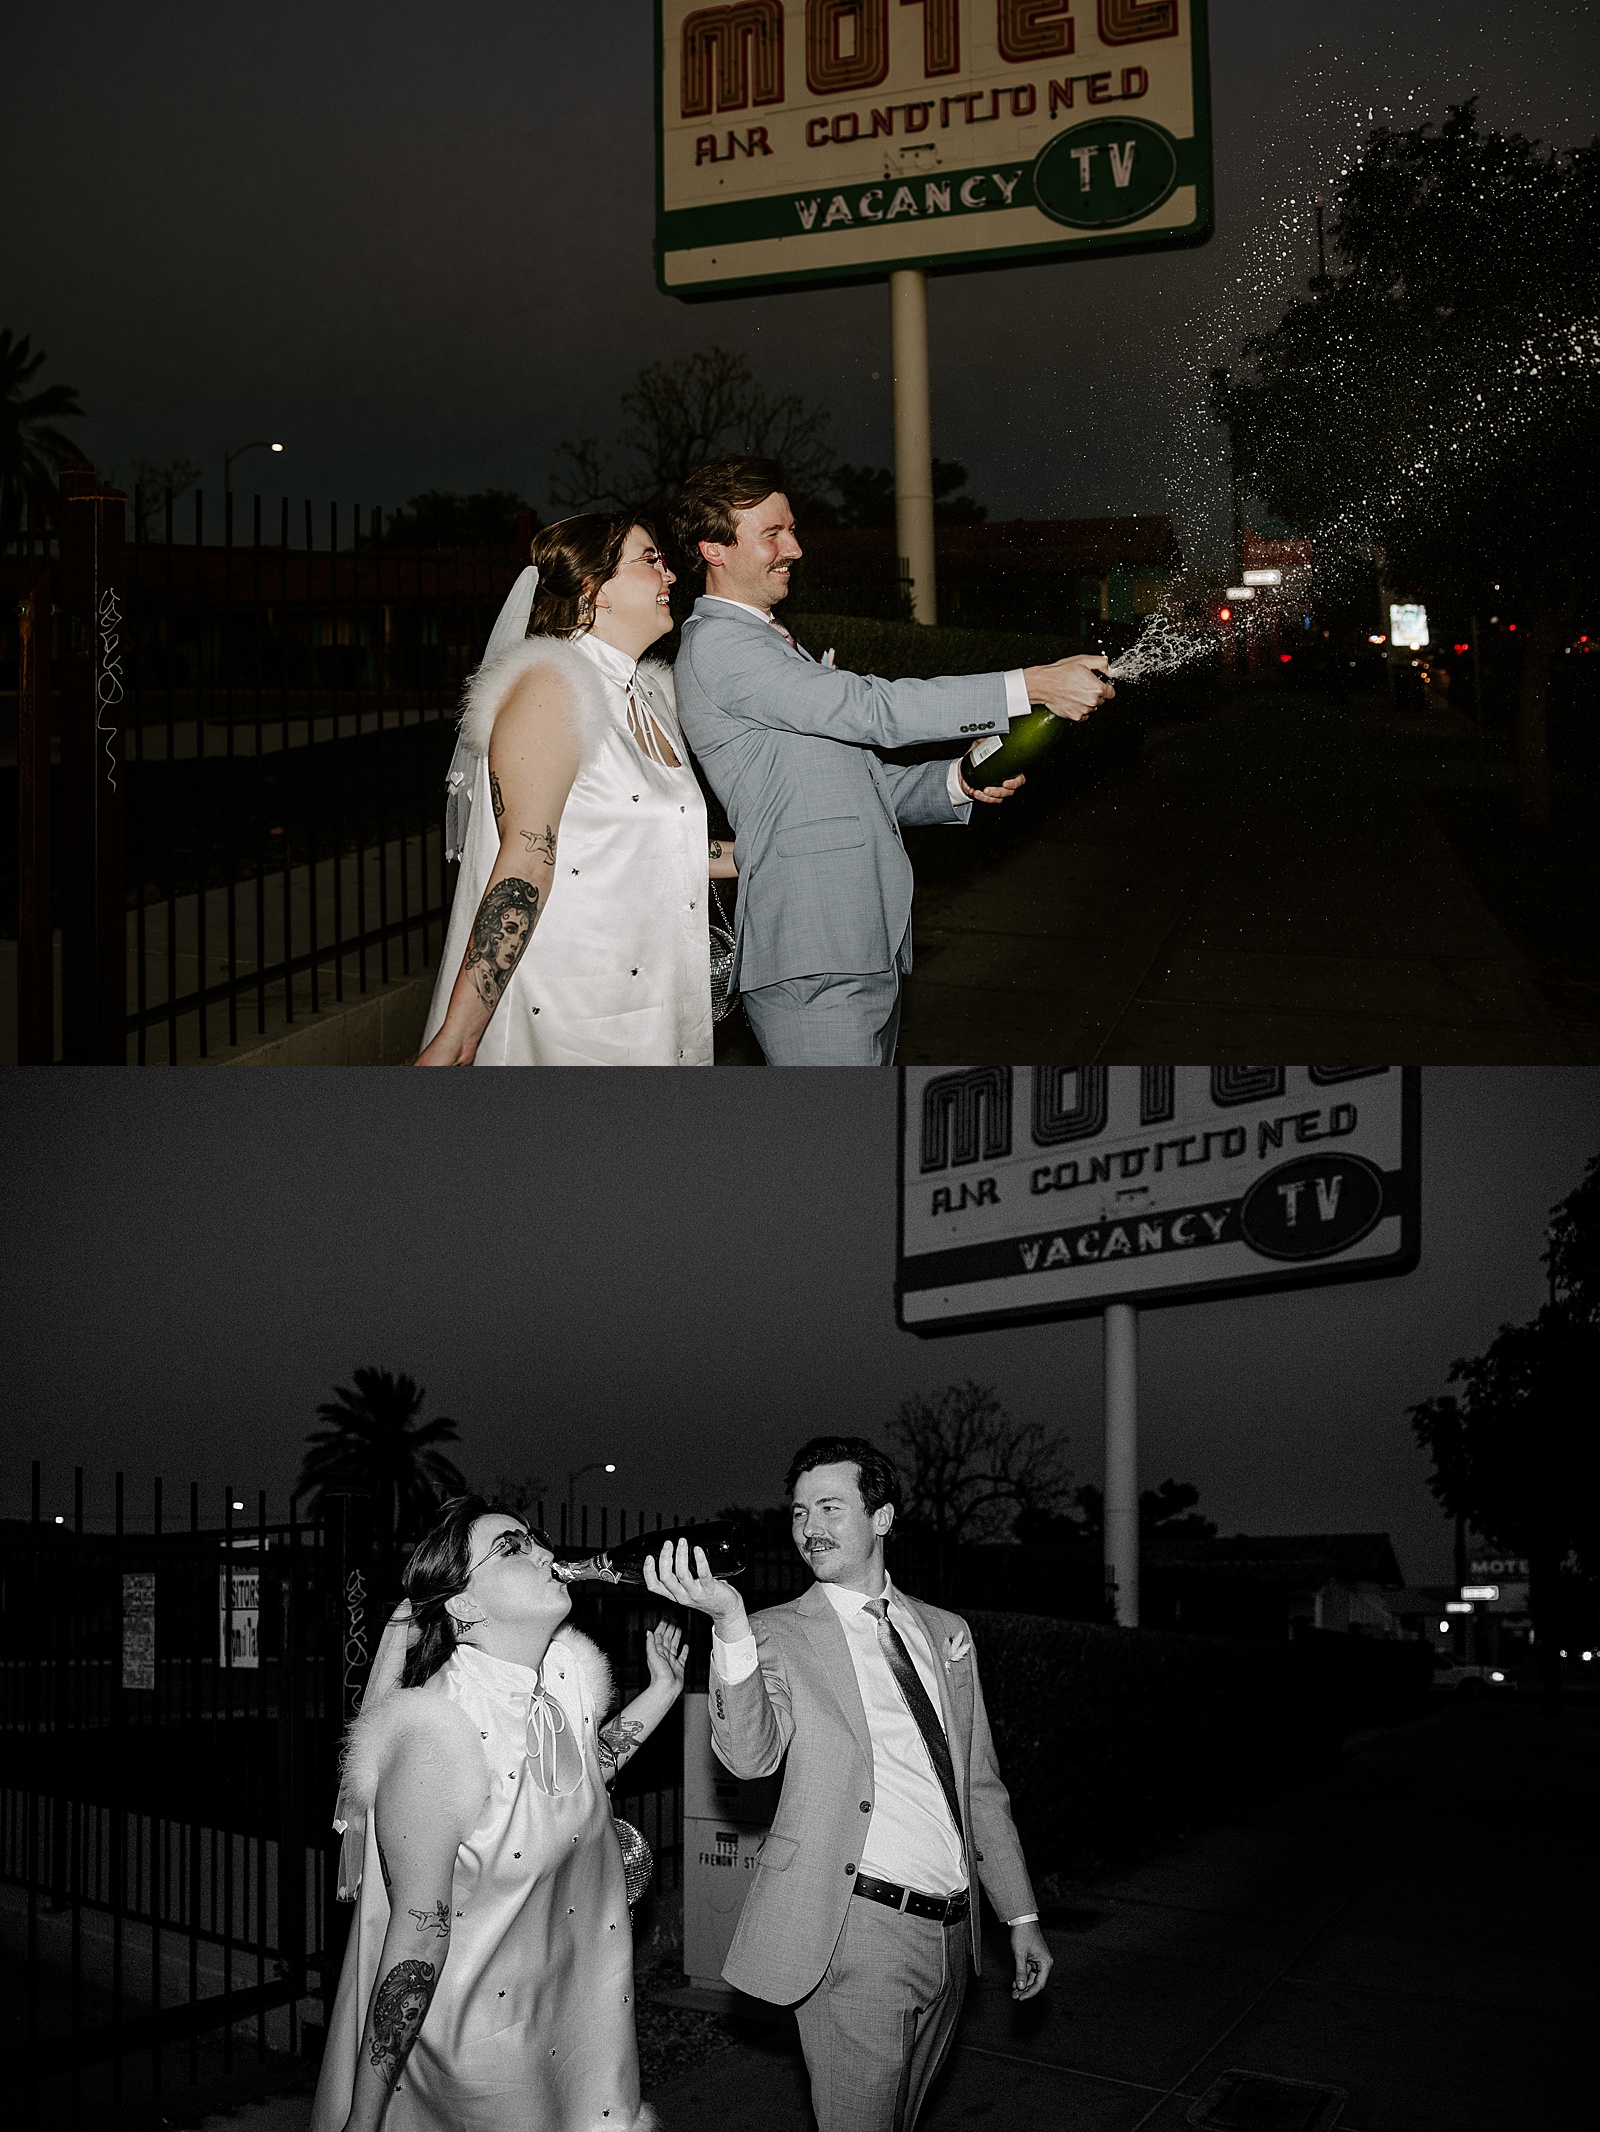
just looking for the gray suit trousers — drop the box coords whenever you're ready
[794,1897,969,2132]
[741,965,903,1066]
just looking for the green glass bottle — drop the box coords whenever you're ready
[962,705,1068,790]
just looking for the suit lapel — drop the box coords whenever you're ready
[796,1583,872,1765]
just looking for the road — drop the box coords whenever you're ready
[884,683,1585,1064]
[649,1693,1594,2132]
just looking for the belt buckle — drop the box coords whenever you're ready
[897,1883,912,1913]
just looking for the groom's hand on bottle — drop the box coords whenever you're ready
[1022,653,1115,722]
[958,765,1026,805]
[642,1540,750,1641]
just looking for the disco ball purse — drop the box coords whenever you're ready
[708,881,738,1024]
[613,1814,654,1908]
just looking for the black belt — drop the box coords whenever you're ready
[853,1872,970,1924]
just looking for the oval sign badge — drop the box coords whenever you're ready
[1032,118,1180,231]
[1239,1155,1388,1263]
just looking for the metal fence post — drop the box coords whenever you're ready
[59,478,128,1062]
[15,549,56,1063]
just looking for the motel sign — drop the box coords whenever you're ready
[655,0,1214,296]
[897,1067,1420,1334]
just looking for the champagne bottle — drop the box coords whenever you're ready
[962,704,1069,791]
[552,1518,745,1586]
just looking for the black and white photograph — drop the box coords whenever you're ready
[3,6,1598,2132]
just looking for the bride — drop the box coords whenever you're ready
[416,513,735,1066]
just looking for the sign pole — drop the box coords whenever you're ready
[889,268,937,626]
[1104,1302,1139,1628]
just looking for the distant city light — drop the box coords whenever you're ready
[1445,1601,1473,1614]
[270,443,284,453]
[1507,623,1517,633]
[1389,602,1429,649]
[1278,653,1293,664]
[1224,585,1255,600]
[1368,633,1386,645]
[1242,567,1283,586]
[1452,641,1470,654]
[232,1499,245,1510]
[1584,1651,1595,1662]
[54,1514,65,1526]
[1439,1620,1451,1633]
[1490,1671,1506,1682]
[1219,606,1232,622]
[1461,1585,1499,1601]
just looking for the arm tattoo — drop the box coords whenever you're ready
[464,876,542,1011]
[409,1899,451,1939]
[490,770,505,819]
[709,840,723,861]
[519,822,558,864]
[596,1715,647,1782]
[368,1957,436,2087]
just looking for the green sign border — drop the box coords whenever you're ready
[653,0,1213,301]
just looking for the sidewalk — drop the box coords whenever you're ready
[647,1695,1594,2132]
[166,1696,1590,2132]
[896,685,1589,1063]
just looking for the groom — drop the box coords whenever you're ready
[644,1436,1051,2132]
[670,456,1112,1065]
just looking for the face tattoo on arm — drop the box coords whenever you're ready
[463,877,542,1011]
[367,1957,437,2087]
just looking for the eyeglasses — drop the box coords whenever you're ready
[621,549,670,573]
[466,1526,555,1576]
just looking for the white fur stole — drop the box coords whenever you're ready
[455,635,679,763]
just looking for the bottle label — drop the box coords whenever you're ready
[967,735,1003,767]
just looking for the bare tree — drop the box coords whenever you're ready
[551,347,835,520]
[888,1380,1073,1549]
[129,456,201,539]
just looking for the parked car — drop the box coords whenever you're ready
[1431,1654,1510,1693]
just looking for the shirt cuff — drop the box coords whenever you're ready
[710,1630,759,1684]
[1008,1912,1040,1926]
[946,756,972,811]
[1002,668,1029,726]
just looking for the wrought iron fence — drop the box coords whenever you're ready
[3,480,530,1063]
[0,1466,343,2123]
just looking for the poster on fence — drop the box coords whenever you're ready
[122,1572,155,1690]
[219,1556,261,1669]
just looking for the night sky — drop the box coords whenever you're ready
[2,1067,1594,1585]
[9,3,1597,565]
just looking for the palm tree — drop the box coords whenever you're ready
[0,330,87,535]
[295,1366,467,1560]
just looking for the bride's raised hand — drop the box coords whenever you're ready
[645,1620,687,1694]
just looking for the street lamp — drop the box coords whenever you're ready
[567,1461,617,1525]
[223,440,284,493]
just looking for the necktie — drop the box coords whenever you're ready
[863,1597,963,1842]
[767,617,799,650]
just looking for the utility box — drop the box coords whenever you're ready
[681,1690,782,1993]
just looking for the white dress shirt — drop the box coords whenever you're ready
[698,595,1027,810]
[713,1576,966,1898]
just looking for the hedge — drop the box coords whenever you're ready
[966,1611,1428,1883]
[786,613,1085,680]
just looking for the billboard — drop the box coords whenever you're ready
[655,0,1213,296]
[897,1066,1420,1334]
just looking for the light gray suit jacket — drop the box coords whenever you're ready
[674,598,1010,991]
[708,1581,1037,2006]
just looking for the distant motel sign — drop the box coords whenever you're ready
[897,1067,1419,1333]
[655,0,1213,295]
